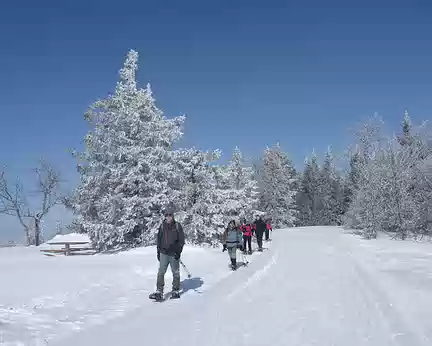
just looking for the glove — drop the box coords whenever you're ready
[222,244,227,252]
[174,252,181,261]
[237,244,243,251]
[157,251,160,261]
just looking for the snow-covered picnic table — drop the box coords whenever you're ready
[39,233,94,256]
[42,240,92,256]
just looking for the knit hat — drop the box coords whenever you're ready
[163,206,175,216]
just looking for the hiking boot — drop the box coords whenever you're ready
[149,291,163,301]
[171,290,180,299]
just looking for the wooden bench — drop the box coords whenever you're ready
[40,241,94,256]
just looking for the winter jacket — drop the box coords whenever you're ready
[157,220,185,256]
[223,227,242,248]
[253,219,266,237]
[266,223,273,231]
[240,224,253,237]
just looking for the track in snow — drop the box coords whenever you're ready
[56,227,427,346]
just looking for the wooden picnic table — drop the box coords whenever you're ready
[42,241,92,256]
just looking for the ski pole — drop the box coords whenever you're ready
[242,253,249,265]
[180,259,192,278]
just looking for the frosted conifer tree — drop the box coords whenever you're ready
[260,143,297,227]
[343,113,427,239]
[342,151,362,214]
[296,150,321,226]
[317,147,344,225]
[71,50,185,251]
[214,147,260,224]
[343,116,386,238]
[174,148,224,245]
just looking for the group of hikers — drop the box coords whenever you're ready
[222,217,272,270]
[149,206,273,301]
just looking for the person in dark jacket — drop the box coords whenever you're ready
[149,207,185,300]
[253,216,266,251]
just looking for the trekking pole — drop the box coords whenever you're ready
[180,259,192,278]
[242,252,249,265]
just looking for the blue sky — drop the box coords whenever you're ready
[1,0,432,242]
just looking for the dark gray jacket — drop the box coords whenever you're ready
[157,220,185,256]
[253,219,266,237]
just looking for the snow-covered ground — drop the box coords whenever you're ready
[1,227,432,345]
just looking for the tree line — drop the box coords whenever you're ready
[1,50,431,248]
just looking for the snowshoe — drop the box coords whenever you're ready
[149,291,163,301]
[258,248,263,252]
[171,291,181,299]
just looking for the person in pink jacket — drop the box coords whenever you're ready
[240,219,253,254]
[265,221,273,241]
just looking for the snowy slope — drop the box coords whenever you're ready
[1,227,432,345]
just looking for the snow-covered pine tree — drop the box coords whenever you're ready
[259,143,297,228]
[343,116,386,238]
[71,50,185,251]
[174,148,224,245]
[396,109,432,238]
[317,147,344,225]
[345,111,432,239]
[342,150,362,214]
[214,147,260,225]
[296,150,321,226]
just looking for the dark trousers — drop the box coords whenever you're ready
[256,232,263,249]
[243,235,252,252]
[265,229,270,240]
[157,253,180,292]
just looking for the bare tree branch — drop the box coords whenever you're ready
[0,159,64,245]
[0,171,30,230]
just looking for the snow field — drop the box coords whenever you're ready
[1,227,432,345]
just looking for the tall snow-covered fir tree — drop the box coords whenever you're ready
[174,148,225,245]
[296,150,321,226]
[342,150,362,214]
[259,143,297,227]
[317,147,344,225]
[213,147,260,224]
[343,111,432,239]
[71,50,185,251]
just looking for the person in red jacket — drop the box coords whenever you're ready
[239,218,253,254]
[265,220,273,241]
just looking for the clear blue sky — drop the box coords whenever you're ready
[1,0,432,242]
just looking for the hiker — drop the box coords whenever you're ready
[222,220,243,270]
[253,215,266,251]
[149,207,185,300]
[240,219,253,254]
[265,220,273,241]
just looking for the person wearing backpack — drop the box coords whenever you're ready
[222,220,243,270]
[149,207,185,300]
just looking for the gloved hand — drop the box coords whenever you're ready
[174,252,181,261]
[157,251,160,261]
[237,244,243,251]
[222,244,227,252]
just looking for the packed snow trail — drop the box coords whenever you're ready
[56,227,428,346]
